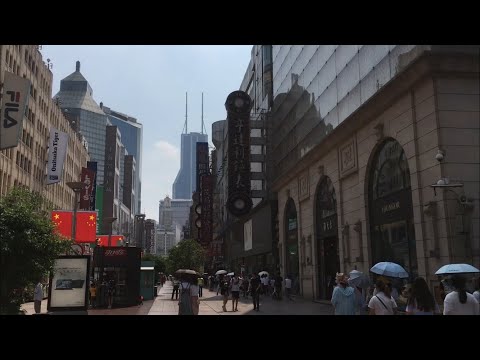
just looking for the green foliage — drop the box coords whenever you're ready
[141,253,166,282]
[0,187,72,314]
[165,239,206,275]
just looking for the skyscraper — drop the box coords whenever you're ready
[101,105,143,215]
[172,132,208,199]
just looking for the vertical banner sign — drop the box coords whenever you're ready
[225,91,253,217]
[87,161,97,211]
[80,167,95,210]
[0,71,31,150]
[196,142,209,193]
[47,128,69,184]
[200,174,213,245]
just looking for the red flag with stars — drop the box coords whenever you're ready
[96,235,124,247]
[51,211,73,240]
[75,211,97,243]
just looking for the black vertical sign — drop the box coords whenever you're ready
[225,91,253,217]
[196,142,209,193]
[87,161,97,211]
[200,174,213,246]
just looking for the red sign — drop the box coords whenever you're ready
[80,167,95,210]
[105,248,127,257]
[96,235,124,247]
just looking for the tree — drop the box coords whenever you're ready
[165,239,206,275]
[0,187,71,314]
[141,253,166,283]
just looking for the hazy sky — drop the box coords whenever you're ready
[41,45,252,221]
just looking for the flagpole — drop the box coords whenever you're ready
[67,182,83,244]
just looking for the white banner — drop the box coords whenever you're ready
[0,71,30,150]
[47,128,69,184]
[244,219,252,251]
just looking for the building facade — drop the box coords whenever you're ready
[1,45,90,211]
[102,104,143,215]
[159,196,192,244]
[268,45,479,300]
[172,132,208,199]
[144,219,157,254]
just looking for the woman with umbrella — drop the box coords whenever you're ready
[443,275,479,315]
[405,277,439,315]
[177,270,200,315]
[368,277,398,315]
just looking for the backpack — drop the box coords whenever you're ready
[179,283,193,315]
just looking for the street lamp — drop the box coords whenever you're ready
[103,217,117,247]
[164,230,167,257]
[67,181,84,244]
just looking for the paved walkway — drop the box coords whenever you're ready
[20,281,334,315]
[148,281,334,315]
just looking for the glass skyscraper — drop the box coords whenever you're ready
[172,132,208,199]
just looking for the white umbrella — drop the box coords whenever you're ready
[370,262,409,279]
[435,263,480,275]
[227,272,235,276]
[215,269,227,275]
[258,271,269,277]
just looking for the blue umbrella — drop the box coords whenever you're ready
[435,263,480,275]
[370,262,409,279]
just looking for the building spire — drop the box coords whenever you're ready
[76,61,80,72]
[201,92,204,135]
[184,92,188,134]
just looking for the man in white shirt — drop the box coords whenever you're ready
[34,280,43,314]
[285,275,293,300]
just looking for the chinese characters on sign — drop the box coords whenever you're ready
[200,174,213,246]
[225,91,253,217]
[80,167,95,210]
[196,142,209,192]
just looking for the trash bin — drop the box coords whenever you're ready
[153,286,158,297]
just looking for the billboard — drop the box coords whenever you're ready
[46,128,69,185]
[87,161,98,211]
[200,174,213,245]
[47,256,90,311]
[0,71,30,150]
[196,142,209,193]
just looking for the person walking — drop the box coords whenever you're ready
[171,278,180,300]
[331,273,356,315]
[405,277,439,315]
[249,273,262,311]
[230,274,240,312]
[178,275,197,315]
[89,282,97,308]
[33,279,43,314]
[285,275,293,300]
[443,275,479,315]
[107,279,115,309]
[220,277,230,312]
[198,276,204,297]
[368,278,397,315]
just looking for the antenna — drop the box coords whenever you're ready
[185,92,188,134]
[201,92,204,135]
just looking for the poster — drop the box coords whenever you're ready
[46,128,69,185]
[48,256,90,311]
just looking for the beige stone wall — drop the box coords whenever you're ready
[277,71,479,299]
[0,45,90,212]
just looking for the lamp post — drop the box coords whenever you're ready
[164,230,167,257]
[67,182,84,244]
[103,217,117,247]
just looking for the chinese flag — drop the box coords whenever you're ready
[96,235,124,247]
[51,211,73,240]
[75,211,97,243]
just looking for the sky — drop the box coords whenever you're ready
[41,45,252,221]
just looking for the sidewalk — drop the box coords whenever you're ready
[21,298,154,315]
[148,281,334,315]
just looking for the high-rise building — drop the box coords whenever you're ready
[101,105,142,215]
[159,196,192,243]
[172,132,208,199]
[144,219,157,254]
[0,45,90,211]
[53,61,109,186]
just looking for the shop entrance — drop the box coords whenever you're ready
[368,139,418,279]
[284,198,299,284]
[315,176,339,300]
